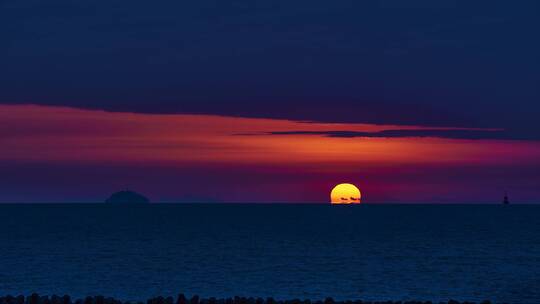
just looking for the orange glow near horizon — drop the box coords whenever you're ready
[1,104,539,169]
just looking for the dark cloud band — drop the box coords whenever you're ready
[262,129,528,140]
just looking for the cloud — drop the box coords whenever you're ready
[262,129,529,140]
[1,1,539,140]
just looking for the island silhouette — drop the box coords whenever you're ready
[105,190,149,204]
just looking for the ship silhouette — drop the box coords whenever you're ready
[503,192,509,205]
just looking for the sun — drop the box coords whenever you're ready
[330,183,361,204]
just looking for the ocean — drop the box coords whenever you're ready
[0,204,538,303]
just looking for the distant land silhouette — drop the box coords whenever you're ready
[105,190,149,204]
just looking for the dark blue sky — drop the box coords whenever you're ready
[1,0,539,138]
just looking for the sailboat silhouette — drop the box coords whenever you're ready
[503,192,510,205]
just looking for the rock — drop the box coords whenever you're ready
[1,294,500,304]
[176,294,187,304]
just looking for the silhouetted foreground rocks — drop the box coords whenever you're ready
[0,294,506,304]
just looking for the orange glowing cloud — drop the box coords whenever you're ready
[1,104,539,170]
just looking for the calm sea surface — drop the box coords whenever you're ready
[0,204,539,303]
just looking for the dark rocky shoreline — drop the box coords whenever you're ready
[0,294,504,304]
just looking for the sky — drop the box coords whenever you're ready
[1,1,539,203]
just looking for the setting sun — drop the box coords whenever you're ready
[330,183,361,204]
